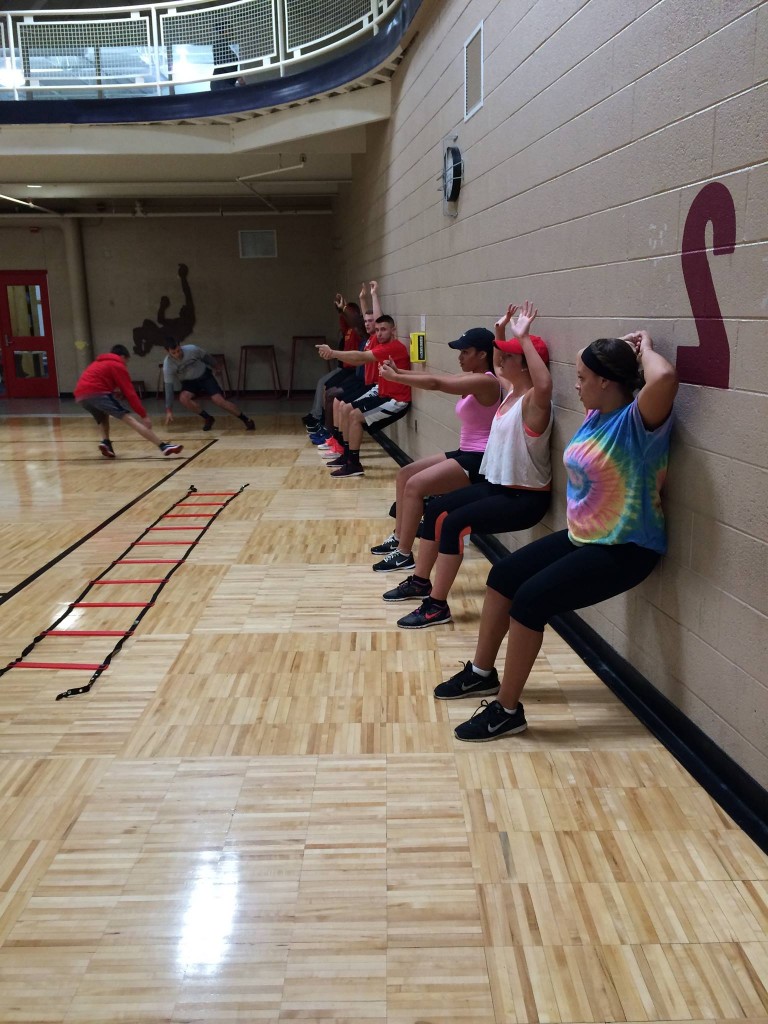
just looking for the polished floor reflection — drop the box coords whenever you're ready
[0,411,766,1023]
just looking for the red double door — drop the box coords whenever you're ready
[0,271,59,399]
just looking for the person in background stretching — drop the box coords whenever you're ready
[74,344,183,459]
[442,329,678,742]
[163,338,255,432]
[370,327,501,572]
[385,302,553,629]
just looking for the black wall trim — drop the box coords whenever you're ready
[0,0,424,126]
[374,431,768,854]
[0,439,216,606]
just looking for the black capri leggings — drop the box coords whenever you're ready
[487,529,660,632]
[421,480,551,555]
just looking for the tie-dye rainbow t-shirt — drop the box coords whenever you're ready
[564,400,673,552]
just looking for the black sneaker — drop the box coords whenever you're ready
[382,575,432,602]
[243,417,256,431]
[434,661,500,700]
[397,597,452,629]
[98,439,115,459]
[372,550,415,573]
[302,414,320,429]
[330,461,364,477]
[160,442,184,457]
[202,413,215,432]
[454,700,527,742]
[326,454,347,468]
[371,533,399,555]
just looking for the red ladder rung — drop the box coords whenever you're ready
[45,630,132,637]
[74,602,153,608]
[13,662,105,671]
[149,526,204,531]
[163,513,216,518]
[117,560,182,564]
[92,579,166,585]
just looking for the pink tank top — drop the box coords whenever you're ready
[455,372,501,452]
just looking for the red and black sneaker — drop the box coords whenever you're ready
[397,597,452,629]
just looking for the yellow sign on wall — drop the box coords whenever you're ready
[410,332,426,362]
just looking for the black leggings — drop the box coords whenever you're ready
[421,480,551,555]
[487,529,660,632]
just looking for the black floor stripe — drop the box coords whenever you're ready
[0,439,217,606]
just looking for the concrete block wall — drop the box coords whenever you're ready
[337,0,768,786]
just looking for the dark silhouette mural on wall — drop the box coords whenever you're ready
[132,263,196,356]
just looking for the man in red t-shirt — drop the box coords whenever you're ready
[315,315,411,477]
[74,344,183,459]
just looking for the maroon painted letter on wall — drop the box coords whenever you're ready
[678,181,735,389]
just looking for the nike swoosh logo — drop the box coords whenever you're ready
[424,609,446,620]
[461,678,479,691]
[487,718,510,733]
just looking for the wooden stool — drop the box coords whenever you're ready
[237,344,282,397]
[208,353,232,396]
[287,335,327,398]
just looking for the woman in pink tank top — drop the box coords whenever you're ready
[369,327,501,571]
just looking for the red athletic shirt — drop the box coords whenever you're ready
[370,339,411,401]
[363,333,378,386]
[74,353,147,417]
[338,314,362,369]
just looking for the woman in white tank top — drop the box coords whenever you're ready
[382,301,554,630]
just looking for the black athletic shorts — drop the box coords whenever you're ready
[78,393,131,424]
[180,370,222,398]
[445,449,485,483]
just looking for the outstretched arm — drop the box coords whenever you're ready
[624,331,678,429]
[316,343,374,366]
[379,359,499,404]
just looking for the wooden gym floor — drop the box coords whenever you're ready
[0,411,766,1024]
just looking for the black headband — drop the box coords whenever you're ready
[581,343,625,382]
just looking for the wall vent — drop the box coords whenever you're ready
[239,229,277,258]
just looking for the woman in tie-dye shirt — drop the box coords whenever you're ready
[436,328,678,743]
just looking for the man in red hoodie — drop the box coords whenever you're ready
[74,344,183,459]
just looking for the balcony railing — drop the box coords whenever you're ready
[0,0,400,100]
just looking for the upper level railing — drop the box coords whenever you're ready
[0,0,400,100]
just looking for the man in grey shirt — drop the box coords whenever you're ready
[163,339,255,432]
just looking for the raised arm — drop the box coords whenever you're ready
[624,330,678,429]
[369,280,383,320]
[506,301,553,433]
[379,359,499,404]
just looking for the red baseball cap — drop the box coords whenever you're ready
[494,334,550,365]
